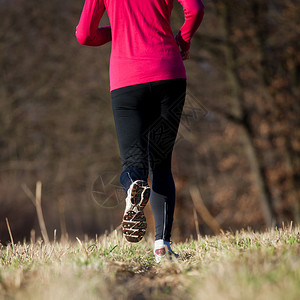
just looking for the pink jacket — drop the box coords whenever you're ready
[76,0,204,91]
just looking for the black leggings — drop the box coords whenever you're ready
[111,78,186,241]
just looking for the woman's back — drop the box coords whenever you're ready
[76,0,204,91]
[107,0,176,58]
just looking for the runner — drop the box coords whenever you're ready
[76,0,204,262]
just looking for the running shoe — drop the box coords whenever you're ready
[154,239,179,263]
[122,180,150,243]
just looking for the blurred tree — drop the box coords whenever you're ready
[0,0,299,242]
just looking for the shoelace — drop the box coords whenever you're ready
[165,241,179,257]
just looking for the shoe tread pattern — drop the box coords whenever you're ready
[122,181,150,243]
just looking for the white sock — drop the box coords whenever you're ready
[154,239,164,249]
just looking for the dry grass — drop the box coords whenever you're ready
[0,225,299,300]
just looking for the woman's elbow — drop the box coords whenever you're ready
[75,28,90,45]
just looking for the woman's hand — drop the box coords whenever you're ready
[175,31,191,61]
[180,49,190,61]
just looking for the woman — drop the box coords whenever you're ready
[76,0,204,262]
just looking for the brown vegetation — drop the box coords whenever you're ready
[0,0,299,243]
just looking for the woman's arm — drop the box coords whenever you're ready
[176,0,204,52]
[76,0,112,46]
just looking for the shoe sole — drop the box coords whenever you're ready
[122,181,150,243]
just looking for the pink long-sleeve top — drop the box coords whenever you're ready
[76,0,204,91]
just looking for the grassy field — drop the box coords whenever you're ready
[0,225,299,300]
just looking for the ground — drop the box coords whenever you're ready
[0,225,299,299]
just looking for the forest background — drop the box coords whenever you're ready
[0,0,299,243]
